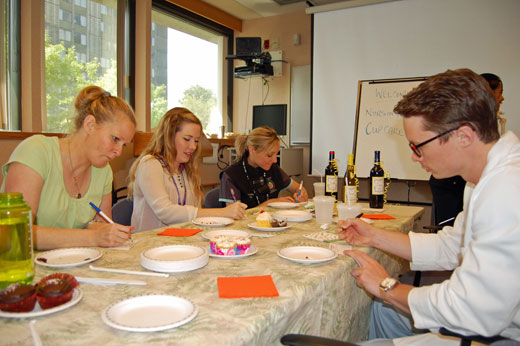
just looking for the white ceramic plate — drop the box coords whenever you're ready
[209,246,258,259]
[0,288,83,319]
[247,223,290,232]
[192,217,234,227]
[101,294,197,332]
[273,210,313,223]
[35,248,102,268]
[277,246,338,264]
[201,229,250,240]
[267,202,299,209]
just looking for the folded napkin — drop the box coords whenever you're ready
[157,228,202,237]
[360,214,395,220]
[218,275,279,298]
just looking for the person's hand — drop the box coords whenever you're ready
[293,188,308,202]
[337,218,376,247]
[224,202,247,220]
[344,249,389,298]
[93,223,133,247]
[274,196,296,203]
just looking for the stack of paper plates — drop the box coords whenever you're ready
[141,245,208,273]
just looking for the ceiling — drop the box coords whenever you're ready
[201,0,351,20]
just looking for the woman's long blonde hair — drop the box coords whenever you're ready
[234,126,280,161]
[128,107,203,201]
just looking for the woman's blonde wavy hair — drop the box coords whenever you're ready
[128,107,203,202]
[234,126,280,162]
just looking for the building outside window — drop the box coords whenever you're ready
[45,0,117,132]
[151,6,227,135]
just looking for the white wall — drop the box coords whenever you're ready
[311,0,520,174]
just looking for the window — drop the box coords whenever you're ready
[59,9,72,22]
[74,14,86,27]
[151,2,234,134]
[45,0,118,132]
[0,0,20,131]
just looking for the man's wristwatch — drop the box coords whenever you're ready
[379,277,399,303]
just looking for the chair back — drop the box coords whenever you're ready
[204,187,224,208]
[112,198,133,226]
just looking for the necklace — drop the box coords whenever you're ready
[158,157,187,206]
[67,140,82,199]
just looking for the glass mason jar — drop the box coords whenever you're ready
[0,192,34,289]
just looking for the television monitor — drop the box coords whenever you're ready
[236,37,261,57]
[252,104,287,136]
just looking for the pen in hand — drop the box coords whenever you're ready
[230,188,237,202]
[89,202,114,224]
[296,181,303,203]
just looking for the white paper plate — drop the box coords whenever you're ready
[192,217,234,227]
[209,245,258,259]
[141,245,208,273]
[273,210,313,223]
[0,288,83,319]
[247,223,290,232]
[332,216,374,224]
[35,248,102,268]
[101,294,197,332]
[267,202,299,209]
[201,229,250,240]
[277,246,338,264]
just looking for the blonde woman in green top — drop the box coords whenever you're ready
[2,86,136,250]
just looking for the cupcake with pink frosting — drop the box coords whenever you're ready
[235,237,251,255]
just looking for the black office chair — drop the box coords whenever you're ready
[204,187,224,208]
[281,332,519,346]
[112,198,133,226]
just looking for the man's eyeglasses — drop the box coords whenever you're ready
[409,126,459,157]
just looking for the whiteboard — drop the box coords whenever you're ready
[353,78,428,181]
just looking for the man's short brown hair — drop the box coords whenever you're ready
[394,68,499,144]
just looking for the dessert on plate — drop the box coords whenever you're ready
[209,236,252,256]
[0,283,37,312]
[256,211,272,227]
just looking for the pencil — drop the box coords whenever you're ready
[296,181,303,202]
[230,188,237,202]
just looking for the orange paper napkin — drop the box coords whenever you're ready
[157,228,203,237]
[218,275,279,298]
[361,214,396,220]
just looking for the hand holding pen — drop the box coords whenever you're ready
[89,202,133,246]
[296,181,303,203]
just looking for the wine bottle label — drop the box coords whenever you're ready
[325,175,338,192]
[345,186,358,203]
[371,177,384,195]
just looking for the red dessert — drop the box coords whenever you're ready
[38,273,79,289]
[36,278,74,309]
[0,283,37,312]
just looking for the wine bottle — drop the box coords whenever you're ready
[343,153,358,204]
[369,150,385,209]
[325,151,338,199]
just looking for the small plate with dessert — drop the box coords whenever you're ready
[201,229,250,241]
[252,211,289,231]
[0,273,83,318]
[192,217,234,228]
[35,248,102,268]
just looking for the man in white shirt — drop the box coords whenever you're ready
[339,68,520,346]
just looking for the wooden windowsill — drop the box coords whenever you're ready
[0,131,67,140]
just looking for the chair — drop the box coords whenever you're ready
[281,332,520,346]
[204,187,224,208]
[111,198,133,226]
[280,334,358,346]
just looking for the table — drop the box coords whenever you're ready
[1,203,423,346]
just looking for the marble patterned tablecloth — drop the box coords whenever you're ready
[0,203,423,346]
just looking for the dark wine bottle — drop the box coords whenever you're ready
[343,153,358,204]
[369,150,385,209]
[325,151,338,199]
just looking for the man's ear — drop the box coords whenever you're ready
[456,125,475,148]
